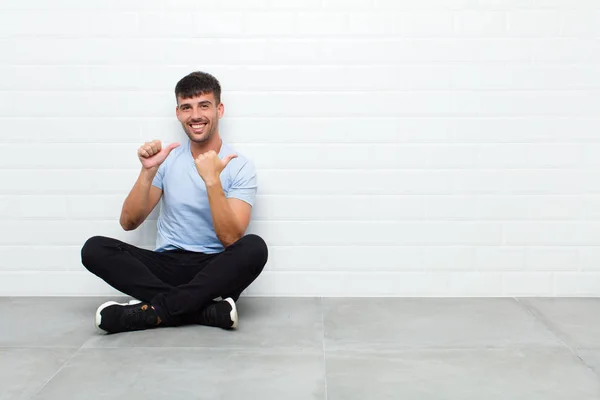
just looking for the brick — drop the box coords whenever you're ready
[398,12,454,37]
[138,12,193,37]
[65,195,127,220]
[475,247,526,271]
[476,196,584,220]
[447,272,504,296]
[243,12,294,35]
[555,273,600,296]
[579,248,600,271]
[374,0,473,10]
[0,12,88,37]
[503,272,553,296]
[508,10,562,36]
[503,223,600,245]
[324,0,373,9]
[422,247,475,270]
[268,0,320,9]
[453,11,507,37]
[0,196,68,219]
[192,12,245,36]
[0,66,87,91]
[524,247,579,271]
[295,12,348,36]
[0,246,81,272]
[475,143,580,168]
[348,13,398,35]
[425,196,478,220]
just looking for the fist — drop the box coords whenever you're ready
[194,150,237,185]
[137,140,180,170]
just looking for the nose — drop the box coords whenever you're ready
[191,107,202,120]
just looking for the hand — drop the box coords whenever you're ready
[194,150,237,185]
[137,140,180,170]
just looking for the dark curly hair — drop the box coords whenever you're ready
[175,71,221,104]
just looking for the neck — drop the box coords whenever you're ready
[190,134,222,159]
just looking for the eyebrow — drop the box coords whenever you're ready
[180,100,212,108]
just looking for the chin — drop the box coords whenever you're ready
[188,132,211,143]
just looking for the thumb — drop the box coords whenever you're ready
[162,142,180,155]
[221,154,238,167]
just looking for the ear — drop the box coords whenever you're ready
[175,95,182,118]
[217,102,224,119]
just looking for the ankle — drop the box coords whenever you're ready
[151,306,162,325]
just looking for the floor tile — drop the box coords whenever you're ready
[0,348,75,400]
[576,350,600,376]
[323,298,561,350]
[0,297,117,348]
[33,348,325,400]
[519,298,600,349]
[326,348,600,400]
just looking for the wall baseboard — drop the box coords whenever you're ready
[2,271,600,297]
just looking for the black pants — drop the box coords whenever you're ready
[81,234,268,326]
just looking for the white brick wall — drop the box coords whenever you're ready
[0,0,599,296]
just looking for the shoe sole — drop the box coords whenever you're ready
[95,299,141,332]
[224,297,238,329]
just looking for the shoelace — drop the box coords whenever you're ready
[200,303,219,324]
[122,305,154,329]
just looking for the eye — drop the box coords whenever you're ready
[202,104,209,109]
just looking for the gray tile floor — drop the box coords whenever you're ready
[2,297,600,399]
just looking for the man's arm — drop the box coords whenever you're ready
[120,140,179,231]
[194,150,254,247]
[120,168,163,231]
[205,182,252,247]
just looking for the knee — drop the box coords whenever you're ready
[239,234,268,273]
[80,236,112,273]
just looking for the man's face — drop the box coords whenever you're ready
[176,92,224,144]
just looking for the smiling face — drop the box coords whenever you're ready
[176,92,224,144]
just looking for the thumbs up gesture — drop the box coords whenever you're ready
[194,150,237,186]
[137,140,180,170]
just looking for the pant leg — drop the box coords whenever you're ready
[80,236,204,303]
[151,234,268,325]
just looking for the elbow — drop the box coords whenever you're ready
[121,223,135,231]
[219,232,244,248]
[119,214,138,231]
[120,220,134,231]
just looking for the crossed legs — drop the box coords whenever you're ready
[81,234,268,332]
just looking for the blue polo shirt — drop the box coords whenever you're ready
[151,139,257,254]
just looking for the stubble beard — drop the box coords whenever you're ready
[183,121,217,144]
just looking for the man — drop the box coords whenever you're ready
[81,71,268,334]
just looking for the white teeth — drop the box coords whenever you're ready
[191,124,205,129]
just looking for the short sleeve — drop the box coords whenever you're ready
[152,162,166,190]
[227,161,257,206]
